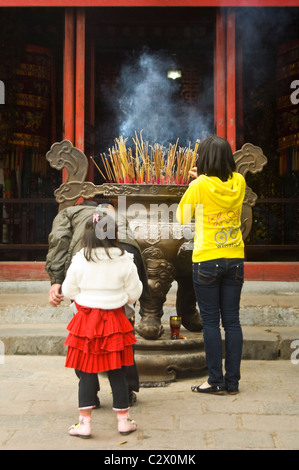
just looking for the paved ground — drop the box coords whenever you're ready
[1,280,298,453]
[0,356,299,451]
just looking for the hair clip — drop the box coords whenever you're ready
[92,213,100,223]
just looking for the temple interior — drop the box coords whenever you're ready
[0,6,298,261]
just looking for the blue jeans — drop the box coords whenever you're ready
[192,258,244,390]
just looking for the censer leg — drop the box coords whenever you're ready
[136,301,165,340]
[136,257,175,340]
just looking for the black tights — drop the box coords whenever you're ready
[76,367,129,410]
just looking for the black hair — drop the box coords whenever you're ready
[196,136,236,182]
[79,198,115,208]
[82,212,124,262]
[79,200,98,207]
[93,198,115,208]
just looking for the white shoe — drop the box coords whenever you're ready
[68,416,92,438]
[117,411,137,435]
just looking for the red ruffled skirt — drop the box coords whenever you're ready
[64,302,137,373]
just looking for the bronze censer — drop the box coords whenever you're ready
[46,138,267,382]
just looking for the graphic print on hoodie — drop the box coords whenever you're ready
[176,172,246,262]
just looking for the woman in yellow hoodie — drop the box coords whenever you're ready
[176,136,246,395]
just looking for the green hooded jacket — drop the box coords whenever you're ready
[45,203,144,287]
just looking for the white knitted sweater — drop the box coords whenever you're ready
[62,247,143,309]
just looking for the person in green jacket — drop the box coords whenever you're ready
[46,200,149,306]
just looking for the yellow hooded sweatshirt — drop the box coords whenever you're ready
[176,172,246,263]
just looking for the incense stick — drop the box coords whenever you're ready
[94,133,199,185]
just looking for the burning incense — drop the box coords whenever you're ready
[93,133,199,185]
[90,156,107,181]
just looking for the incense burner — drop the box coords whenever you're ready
[47,139,267,340]
[98,182,200,340]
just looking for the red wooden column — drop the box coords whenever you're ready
[75,7,85,152]
[214,8,226,138]
[63,8,75,181]
[62,7,86,186]
[85,15,96,182]
[214,8,237,152]
[226,8,236,152]
[63,8,75,142]
[236,35,244,147]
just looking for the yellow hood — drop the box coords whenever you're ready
[193,173,245,209]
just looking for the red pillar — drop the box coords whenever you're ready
[236,34,244,148]
[214,8,236,152]
[85,15,95,182]
[214,9,226,138]
[63,8,75,181]
[226,9,236,152]
[75,8,85,153]
[63,8,75,143]
[63,7,86,185]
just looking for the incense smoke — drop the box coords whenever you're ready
[98,8,298,150]
[112,49,213,147]
[236,7,298,88]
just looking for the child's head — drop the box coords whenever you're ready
[82,208,124,261]
[196,136,236,182]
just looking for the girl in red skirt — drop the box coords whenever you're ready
[62,209,143,438]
